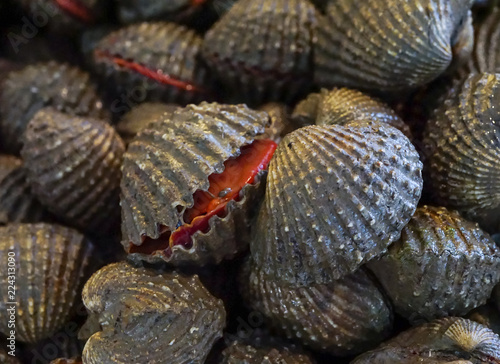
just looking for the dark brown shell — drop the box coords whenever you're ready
[240,261,393,356]
[201,0,319,105]
[21,108,125,234]
[471,6,500,73]
[0,155,21,183]
[81,261,226,364]
[0,223,94,343]
[121,102,269,265]
[93,22,210,105]
[315,0,474,92]
[256,103,295,143]
[251,122,423,286]
[369,205,500,323]
[221,342,315,364]
[422,72,500,232]
[291,88,411,138]
[116,103,180,145]
[351,317,500,363]
[0,62,108,154]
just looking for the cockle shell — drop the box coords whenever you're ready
[291,88,411,138]
[93,22,210,105]
[0,62,107,154]
[81,261,226,364]
[121,102,272,265]
[116,103,180,145]
[369,205,500,322]
[221,341,315,364]
[240,260,393,356]
[21,108,125,234]
[471,6,500,73]
[251,122,423,286]
[201,0,319,105]
[0,223,94,343]
[256,103,295,143]
[315,0,474,92]
[351,317,500,363]
[422,72,500,232]
[467,304,500,336]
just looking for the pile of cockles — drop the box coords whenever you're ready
[1,0,500,363]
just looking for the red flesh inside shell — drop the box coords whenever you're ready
[128,139,277,257]
[54,0,95,23]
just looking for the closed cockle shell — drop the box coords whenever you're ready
[92,22,210,106]
[369,205,500,323]
[291,88,411,138]
[0,61,107,154]
[121,102,275,266]
[422,72,500,232]
[201,0,319,105]
[351,317,500,363]
[81,261,226,364]
[251,122,423,286]
[116,103,180,145]
[221,341,315,364]
[256,103,295,143]
[0,223,94,343]
[21,108,125,235]
[315,0,474,92]
[240,260,393,356]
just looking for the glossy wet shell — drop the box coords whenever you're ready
[351,317,500,363]
[201,0,319,105]
[423,73,500,232]
[0,166,51,225]
[251,122,423,286]
[221,342,315,364]
[315,0,474,92]
[291,88,411,138]
[471,6,500,73]
[93,22,209,105]
[116,103,180,145]
[369,205,500,322]
[0,223,94,343]
[0,62,107,154]
[121,102,269,265]
[256,103,294,143]
[81,261,226,364]
[240,261,393,356]
[21,108,125,234]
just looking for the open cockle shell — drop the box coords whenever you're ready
[0,62,107,154]
[251,122,423,286]
[81,261,226,364]
[21,108,125,235]
[240,260,393,356]
[423,72,500,232]
[201,0,319,105]
[315,0,474,92]
[351,317,500,363]
[369,205,500,323]
[93,22,210,105]
[121,102,271,265]
[0,223,94,344]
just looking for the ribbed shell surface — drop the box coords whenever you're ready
[467,304,500,336]
[471,7,500,74]
[423,73,500,232]
[251,122,423,286]
[291,88,411,138]
[82,261,226,364]
[21,108,125,234]
[93,22,208,105]
[0,62,107,154]
[0,223,94,343]
[0,166,50,225]
[351,317,500,363]
[314,0,474,91]
[369,206,500,322]
[201,0,319,104]
[221,342,315,364]
[241,262,393,356]
[121,102,268,265]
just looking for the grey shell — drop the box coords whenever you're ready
[81,261,226,364]
[250,122,423,286]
